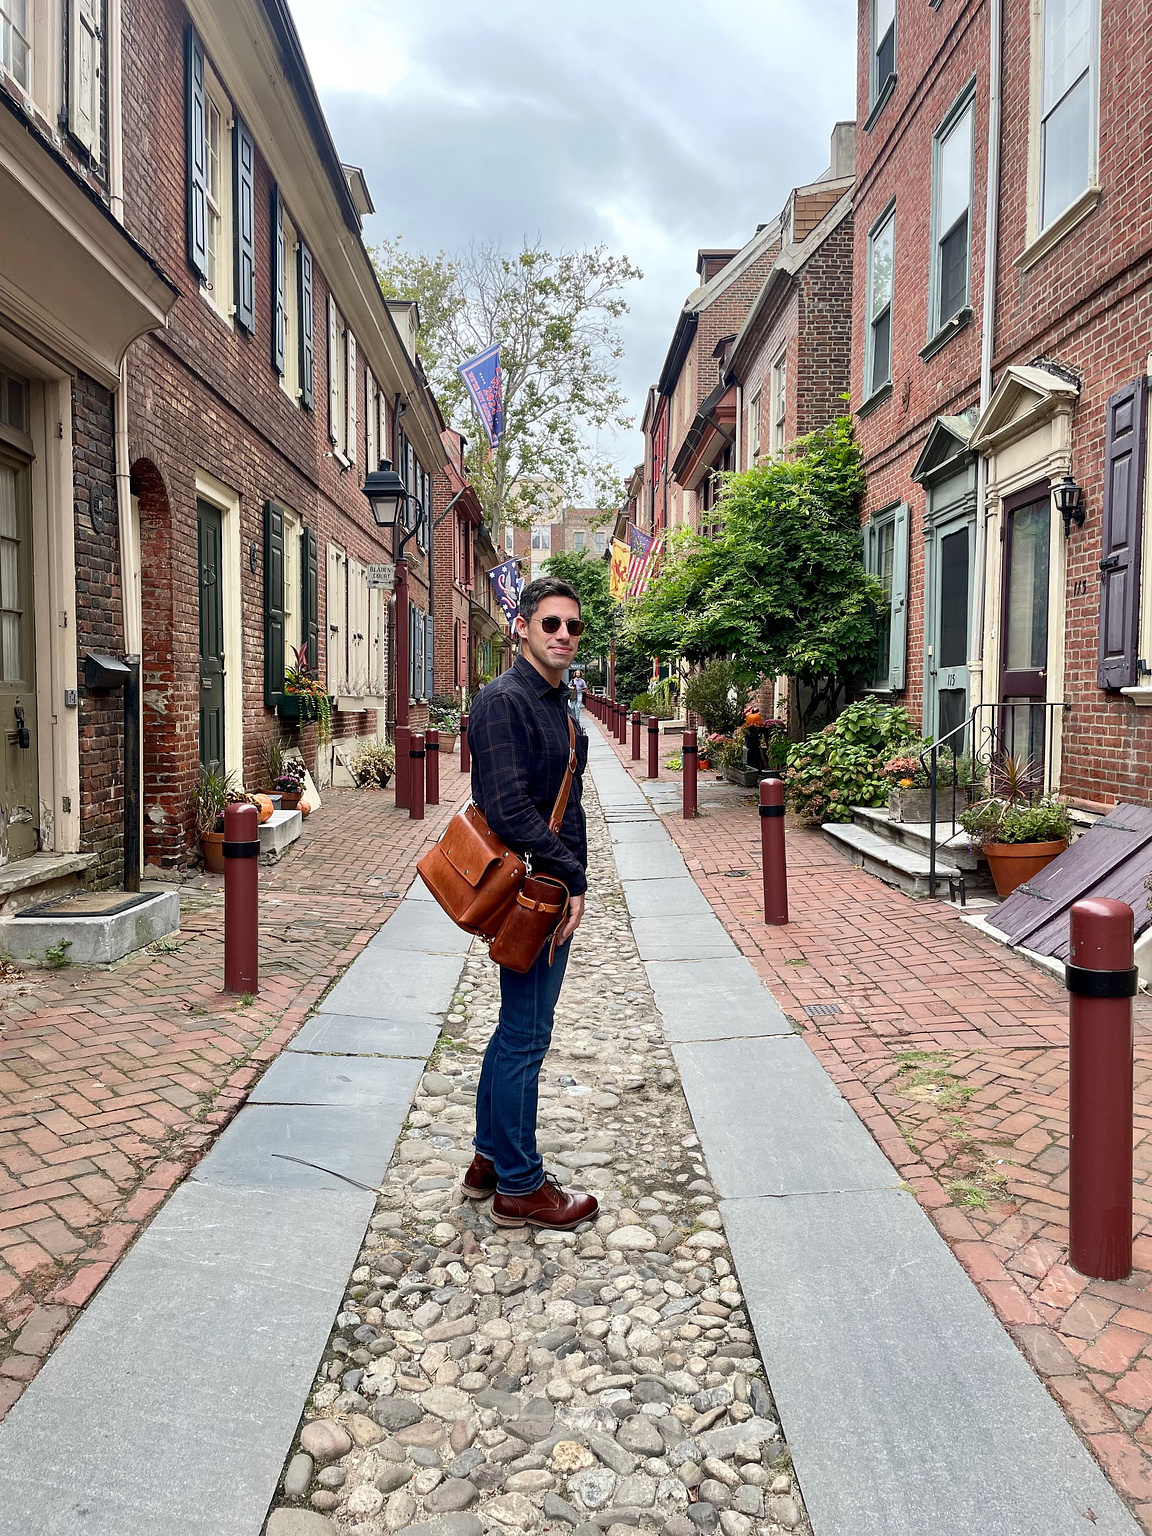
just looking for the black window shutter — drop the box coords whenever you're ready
[303,526,319,670]
[233,118,256,333]
[184,25,207,279]
[1097,376,1148,689]
[424,613,435,700]
[264,500,285,706]
[271,186,286,376]
[298,243,314,409]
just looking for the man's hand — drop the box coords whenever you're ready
[556,893,585,946]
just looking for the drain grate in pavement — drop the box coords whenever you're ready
[803,1002,840,1016]
[722,869,749,878]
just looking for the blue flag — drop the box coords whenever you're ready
[488,558,522,628]
[458,344,504,448]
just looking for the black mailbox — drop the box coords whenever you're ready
[84,652,131,692]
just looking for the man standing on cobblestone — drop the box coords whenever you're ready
[462,576,599,1232]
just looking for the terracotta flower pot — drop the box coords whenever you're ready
[278,791,301,811]
[201,830,226,874]
[438,734,457,757]
[983,838,1068,898]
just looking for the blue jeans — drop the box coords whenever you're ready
[474,937,572,1194]
[570,697,583,723]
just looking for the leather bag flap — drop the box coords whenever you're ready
[437,805,506,888]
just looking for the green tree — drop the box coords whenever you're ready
[370,238,641,525]
[624,417,881,719]
[542,550,613,670]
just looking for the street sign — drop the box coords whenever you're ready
[367,563,395,589]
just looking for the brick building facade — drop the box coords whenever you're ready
[853,0,1152,816]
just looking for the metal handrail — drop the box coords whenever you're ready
[919,700,1070,898]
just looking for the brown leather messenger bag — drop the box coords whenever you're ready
[416,717,576,974]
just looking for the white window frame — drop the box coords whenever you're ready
[282,507,302,660]
[0,0,31,94]
[865,203,895,400]
[573,529,585,550]
[748,392,762,465]
[594,529,606,555]
[871,0,896,108]
[504,524,514,555]
[770,351,787,457]
[864,505,898,690]
[531,525,551,554]
[929,87,975,337]
[366,369,378,470]
[200,60,233,324]
[326,542,347,696]
[281,212,301,405]
[1035,0,1100,237]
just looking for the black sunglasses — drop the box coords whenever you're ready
[537,616,585,636]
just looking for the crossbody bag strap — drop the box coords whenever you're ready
[547,717,578,835]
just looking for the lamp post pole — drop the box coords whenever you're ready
[394,555,411,810]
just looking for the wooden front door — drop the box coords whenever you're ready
[1000,486,1051,770]
[0,451,39,860]
[197,500,225,770]
[926,512,973,748]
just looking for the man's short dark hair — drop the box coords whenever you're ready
[518,576,581,622]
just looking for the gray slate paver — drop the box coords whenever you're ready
[190,1096,418,1192]
[672,1034,899,1199]
[288,1013,439,1058]
[643,958,793,1041]
[611,841,688,882]
[621,877,713,919]
[367,899,472,955]
[722,1188,1141,1536]
[0,1180,371,1536]
[250,1050,427,1107]
[318,946,464,1021]
[631,912,738,960]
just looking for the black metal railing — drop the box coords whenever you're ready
[920,700,1070,899]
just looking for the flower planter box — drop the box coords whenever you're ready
[888,785,976,824]
[276,694,319,725]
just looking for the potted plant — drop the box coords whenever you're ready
[278,645,332,743]
[349,737,395,788]
[428,695,462,757]
[192,764,235,873]
[959,755,1071,897]
[884,747,985,824]
[272,757,306,811]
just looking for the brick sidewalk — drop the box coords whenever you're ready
[597,721,1152,1531]
[0,775,468,1416]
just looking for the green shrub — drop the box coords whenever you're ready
[959,798,1071,847]
[684,661,749,736]
[631,691,674,719]
[784,698,919,823]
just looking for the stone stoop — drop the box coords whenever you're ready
[1,885,179,967]
[821,818,963,899]
[849,805,984,872]
[259,807,302,861]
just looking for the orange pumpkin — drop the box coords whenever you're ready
[744,711,764,726]
[251,793,274,823]
[298,797,311,818]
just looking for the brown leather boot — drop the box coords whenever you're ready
[492,1174,599,1230]
[461,1153,497,1199]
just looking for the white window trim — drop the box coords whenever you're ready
[281,213,301,405]
[195,468,243,779]
[282,505,302,660]
[199,59,234,326]
[928,83,976,340]
[326,541,347,695]
[770,350,787,457]
[863,503,899,692]
[1025,0,1101,253]
[864,203,895,400]
[870,0,896,108]
[749,392,762,465]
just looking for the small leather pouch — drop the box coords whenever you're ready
[488,874,570,974]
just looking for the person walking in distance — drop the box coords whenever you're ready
[569,667,587,724]
[461,577,598,1229]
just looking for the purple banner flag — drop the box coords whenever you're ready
[458,344,504,448]
[488,558,522,628]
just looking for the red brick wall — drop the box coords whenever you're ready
[796,213,855,439]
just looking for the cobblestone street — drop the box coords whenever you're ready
[267,781,811,1536]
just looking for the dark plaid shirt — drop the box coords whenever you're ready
[469,655,589,896]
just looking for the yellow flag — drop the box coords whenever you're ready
[609,538,630,600]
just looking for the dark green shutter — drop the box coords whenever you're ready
[889,502,910,691]
[234,119,255,332]
[184,26,207,279]
[271,186,285,376]
[264,501,285,705]
[303,526,319,671]
[298,243,314,409]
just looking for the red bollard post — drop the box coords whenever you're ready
[459,714,470,773]
[1068,897,1135,1280]
[683,729,698,819]
[426,727,440,806]
[618,701,628,746]
[223,801,260,994]
[647,716,659,779]
[760,775,788,925]
[409,733,425,821]
[395,723,411,810]
[631,711,641,760]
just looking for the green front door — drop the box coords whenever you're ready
[197,500,225,770]
[0,451,39,859]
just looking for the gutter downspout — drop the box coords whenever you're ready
[970,0,1002,711]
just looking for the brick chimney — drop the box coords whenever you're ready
[696,249,739,283]
[830,121,856,180]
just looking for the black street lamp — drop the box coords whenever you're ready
[362,458,409,529]
[1054,473,1086,537]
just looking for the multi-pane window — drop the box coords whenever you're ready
[531,526,550,553]
[504,525,514,555]
[748,393,762,464]
[594,530,606,555]
[872,0,896,103]
[867,516,896,688]
[770,353,787,456]
[0,1,30,90]
[0,463,23,681]
[204,96,222,297]
[1040,0,1098,229]
[200,71,232,317]
[866,208,894,397]
[933,99,974,331]
[281,214,301,403]
[573,530,585,550]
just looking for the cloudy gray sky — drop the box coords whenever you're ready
[288,0,857,476]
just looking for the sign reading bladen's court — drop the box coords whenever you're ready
[367,564,395,589]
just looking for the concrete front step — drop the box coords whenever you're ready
[850,804,982,871]
[822,820,961,899]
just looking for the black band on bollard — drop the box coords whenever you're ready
[1065,964,1138,998]
[222,840,260,858]
[683,744,697,755]
[759,805,784,818]
[426,742,439,753]
[410,748,425,758]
